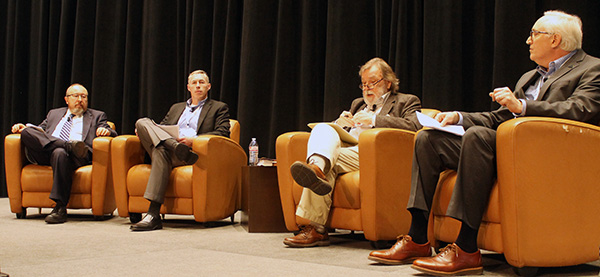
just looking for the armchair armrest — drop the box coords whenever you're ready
[111,135,145,217]
[275,131,310,231]
[191,135,247,222]
[497,117,600,267]
[4,134,24,213]
[359,128,417,241]
[91,136,116,215]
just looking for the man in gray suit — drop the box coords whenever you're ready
[11,83,118,224]
[369,10,600,275]
[130,69,230,231]
[284,57,422,247]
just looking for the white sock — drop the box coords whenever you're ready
[308,154,329,174]
[310,222,326,234]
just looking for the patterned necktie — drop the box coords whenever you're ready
[59,114,74,141]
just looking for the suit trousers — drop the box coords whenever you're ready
[296,123,359,225]
[407,126,497,230]
[135,118,185,204]
[20,127,90,205]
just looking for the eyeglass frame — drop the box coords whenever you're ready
[359,78,385,90]
[529,30,554,39]
[66,94,88,99]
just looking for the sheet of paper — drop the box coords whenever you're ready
[25,123,45,132]
[416,111,465,136]
[307,122,358,145]
[153,121,179,138]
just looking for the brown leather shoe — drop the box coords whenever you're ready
[411,243,483,276]
[290,161,331,195]
[65,140,87,159]
[283,225,330,247]
[368,235,432,265]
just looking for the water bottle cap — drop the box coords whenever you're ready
[252,138,256,140]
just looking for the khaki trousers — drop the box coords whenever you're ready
[296,123,360,225]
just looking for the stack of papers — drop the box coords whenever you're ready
[416,111,465,136]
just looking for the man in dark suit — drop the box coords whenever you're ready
[368,10,600,275]
[11,83,118,224]
[130,69,230,231]
[283,57,422,247]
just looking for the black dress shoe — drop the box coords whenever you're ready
[173,142,199,165]
[65,140,87,159]
[45,205,67,224]
[130,214,163,231]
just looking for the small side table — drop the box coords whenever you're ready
[241,165,288,232]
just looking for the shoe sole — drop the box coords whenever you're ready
[70,141,87,159]
[411,264,483,276]
[45,218,67,224]
[130,224,163,231]
[283,239,330,248]
[290,162,331,195]
[367,255,419,265]
[130,220,163,231]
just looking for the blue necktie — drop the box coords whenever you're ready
[59,114,74,141]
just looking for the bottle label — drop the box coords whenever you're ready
[249,146,258,151]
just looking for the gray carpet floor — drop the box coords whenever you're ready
[0,198,598,276]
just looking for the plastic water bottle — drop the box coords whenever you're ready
[249,138,259,166]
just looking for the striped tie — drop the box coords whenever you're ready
[59,114,74,141]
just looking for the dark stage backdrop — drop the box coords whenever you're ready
[2,0,600,197]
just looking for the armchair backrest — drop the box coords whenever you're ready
[230,119,240,144]
[420,108,440,119]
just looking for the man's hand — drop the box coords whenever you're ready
[352,110,375,126]
[435,112,460,126]
[489,86,523,114]
[96,127,111,137]
[177,137,194,147]
[336,111,354,128]
[11,123,26,134]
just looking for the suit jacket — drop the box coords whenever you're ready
[461,50,600,129]
[38,107,117,152]
[160,99,230,138]
[348,91,422,132]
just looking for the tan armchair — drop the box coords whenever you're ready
[4,122,117,219]
[429,117,600,273]
[111,119,246,223]
[276,109,440,244]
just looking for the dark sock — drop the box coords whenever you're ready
[408,209,428,244]
[455,224,478,253]
[147,201,161,217]
[53,200,65,208]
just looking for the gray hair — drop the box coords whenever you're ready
[359,57,399,93]
[534,10,582,51]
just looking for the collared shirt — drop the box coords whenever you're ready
[51,110,84,141]
[177,98,207,138]
[517,50,577,115]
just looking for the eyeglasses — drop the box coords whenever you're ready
[67,94,88,99]
[359,78,384,90]
[529,30,554,39]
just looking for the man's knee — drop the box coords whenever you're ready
[462,126,496,145]
[414,129,436,150]
[135,117,152,129]
[20,127,36,142]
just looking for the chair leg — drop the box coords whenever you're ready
[15,208,27,219]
